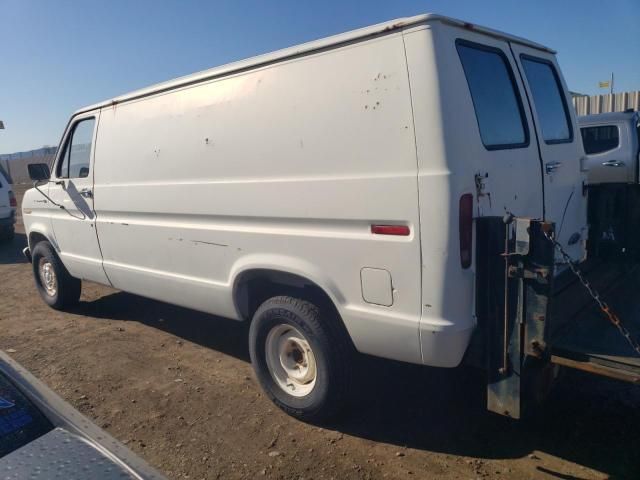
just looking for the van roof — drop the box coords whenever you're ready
[77,13,554,115]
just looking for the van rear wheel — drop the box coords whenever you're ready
[249,296,351,423]
[31,241,81,310]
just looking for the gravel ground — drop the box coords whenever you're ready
[1,185,638,480]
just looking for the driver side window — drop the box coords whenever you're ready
[58,118,95,179]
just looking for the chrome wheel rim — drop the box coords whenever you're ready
[265,324,317,397]
[38,258,57,297]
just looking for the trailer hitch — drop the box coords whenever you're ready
[480,217,555,418]
[507,265,550,283]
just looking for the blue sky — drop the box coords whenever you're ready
[1,0,639,153]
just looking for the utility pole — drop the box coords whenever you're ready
[610,72,614,95]
[610,72,615,111]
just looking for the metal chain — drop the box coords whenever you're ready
[543,231,640,357]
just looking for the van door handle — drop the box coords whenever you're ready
[602,160,625,167]
[545,161,562,174]
[79,187,93,198]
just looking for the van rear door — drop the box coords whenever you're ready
[510,44,587,263]
[407,25,547,367]
[444,30,544,222]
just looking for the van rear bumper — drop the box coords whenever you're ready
[420,323,475,368]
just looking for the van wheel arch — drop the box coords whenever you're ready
[233,269,354,350]
[29,231,50,251]
[31,240,81,309]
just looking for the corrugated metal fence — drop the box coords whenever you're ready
[573,91,640,116]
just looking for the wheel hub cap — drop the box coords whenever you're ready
[265,324,317,397]
[38,259,57,297]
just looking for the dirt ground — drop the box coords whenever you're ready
[1,185,639,480]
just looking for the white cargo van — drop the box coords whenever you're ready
[22,14,588,420]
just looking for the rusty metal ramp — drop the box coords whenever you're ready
[550,266,640,384]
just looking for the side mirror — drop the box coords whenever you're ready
[28,163,51,182]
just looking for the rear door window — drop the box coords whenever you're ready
[520,57,572,143]
[580,125,619,154]
[456,41,529,149]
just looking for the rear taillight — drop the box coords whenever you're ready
[459,193,473,269]
[8,191,17,208]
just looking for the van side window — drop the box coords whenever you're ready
[57,118,95,178]
[520,57,572,143]
[456,41,529,150]
[580,125,619,154]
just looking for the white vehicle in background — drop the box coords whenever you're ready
[579,110,640,185]
[0,169,16,242]
[578,111,640,259]
[22,14,610,421]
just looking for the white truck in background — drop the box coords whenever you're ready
[0,169,16,242]
[580,110,640,185]
[22,14,639,421]
[579,111,640,259]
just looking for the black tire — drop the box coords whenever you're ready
[31,241,81,310]
[249,296,352,423]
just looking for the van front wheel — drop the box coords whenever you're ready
[249,296,351,423]
[31,241,81,310]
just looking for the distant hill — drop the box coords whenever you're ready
[0,146,57,161]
